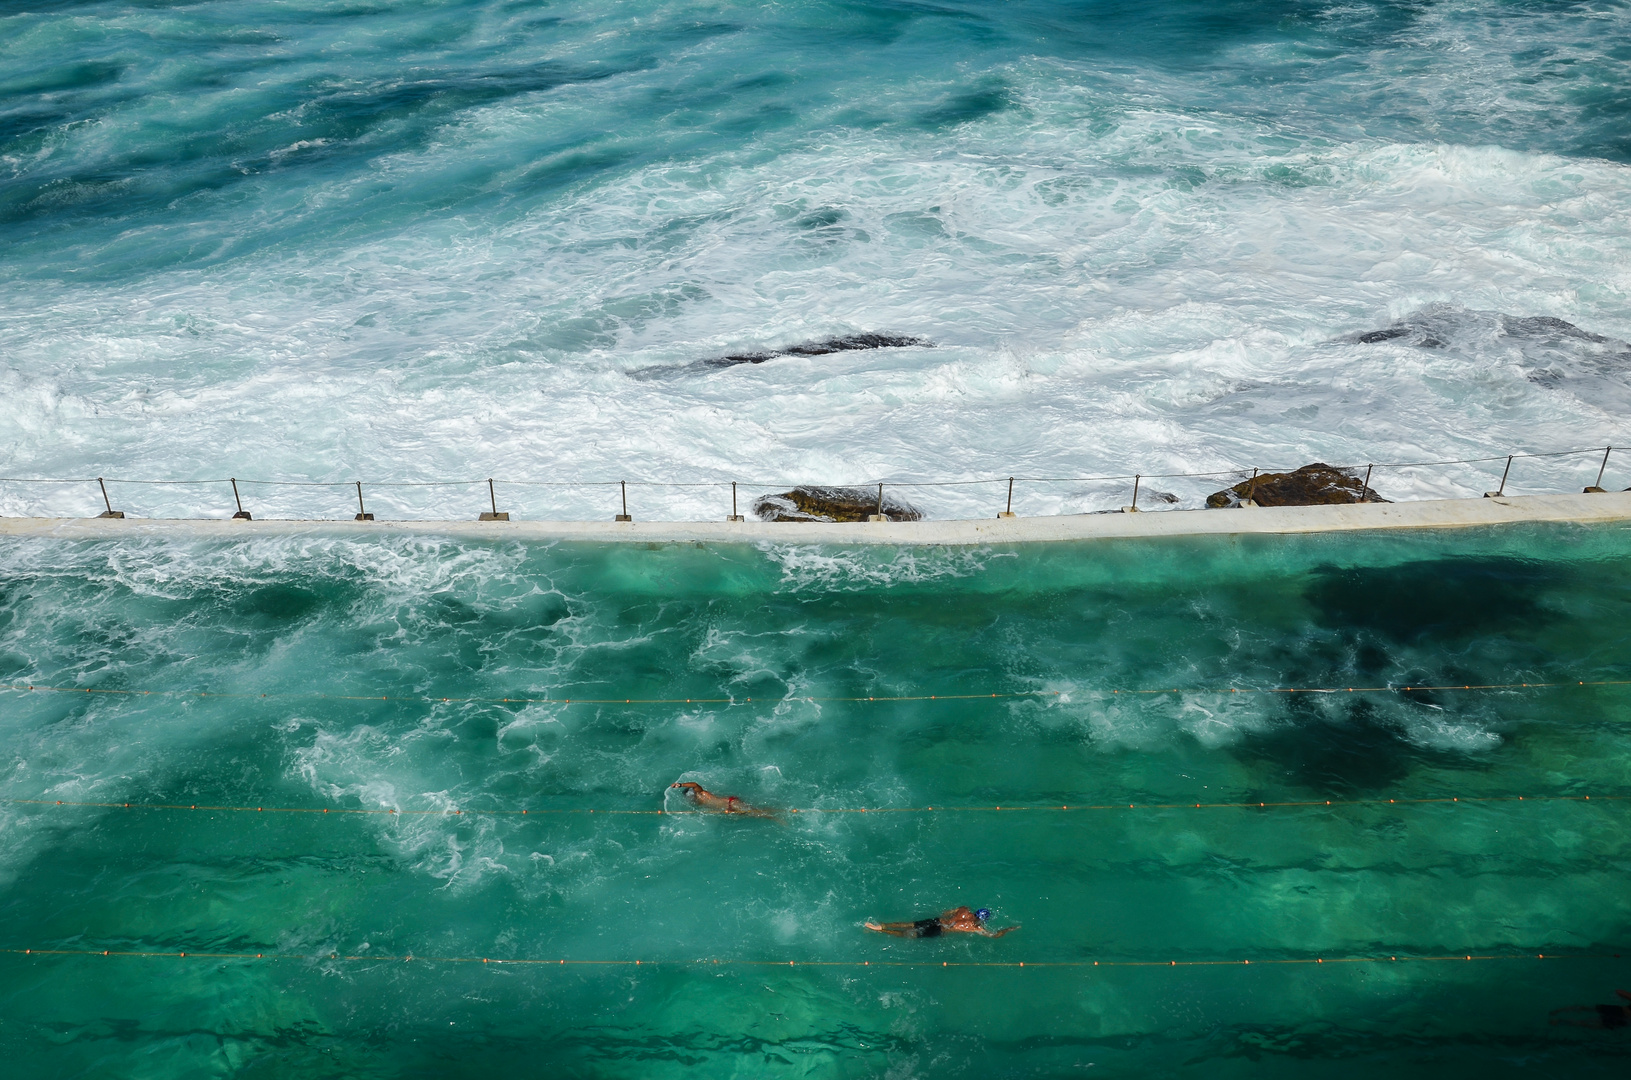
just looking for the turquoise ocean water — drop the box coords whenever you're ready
[2,523,1630,1075]
[2,0,1631,509]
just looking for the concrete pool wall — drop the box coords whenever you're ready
[1,490,1628,545]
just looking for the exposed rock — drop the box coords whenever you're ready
[705,334,932,369]
[1206,463,1387,508]
[630,334,933,379]
[753,486,924,522]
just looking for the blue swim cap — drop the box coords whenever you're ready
[975,908,992,922]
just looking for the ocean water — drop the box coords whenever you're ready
[3,0,1631,518]
[1,522,1630,1076]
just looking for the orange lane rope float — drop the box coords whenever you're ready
[1,678,1627,708]
[2,792,1621,818]
[0,946,1620,969]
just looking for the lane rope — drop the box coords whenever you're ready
[0,946,1620,969]
[3,793,1623,818]
[2,679,1628,708]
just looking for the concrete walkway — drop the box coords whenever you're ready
[1,491,1628,545]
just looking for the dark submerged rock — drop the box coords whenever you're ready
[752,486,924,523]
[1206,463,1387,509]
[628,334,932,380]
[1347,306,1631,412]
[705,334,932,370]
[1349,307,1618,353]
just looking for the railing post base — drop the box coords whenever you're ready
[1584,486,1607,494]
[727,515,745,522]
[1238,499,1258,508]
[615,514,632,522]
[997,511,1016,519]
[97,510,125,519]
[479,512,510,521]
[354,513,375,521]
[866,514,888,522]
[232,511,252,521]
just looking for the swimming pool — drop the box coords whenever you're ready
[1,522,1628,1076]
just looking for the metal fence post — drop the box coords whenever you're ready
[868,483,887,522]
[1243,468,1260,507]
[616,481,632,522]
[998,476,1016,518]
[230,478,251,520]
[1485,456,1513,498]
[1125,474,1141,513]
[354,481,374,521]
[1587,447,1612,493]
[480,478,509,521]
[728,481,744,522]
[96,477,124,519]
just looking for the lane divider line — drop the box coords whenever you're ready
[1,793,1621,817]
[1,947,1620,969]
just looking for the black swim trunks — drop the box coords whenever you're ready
[1597,1004,1630,1029]
[910,918,942,938]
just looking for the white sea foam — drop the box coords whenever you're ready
[2,51,1629,521]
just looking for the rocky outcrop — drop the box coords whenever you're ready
[630,334,933,380]
[753,486,924,522]
[1206,463,1387,508]
[706,334,931,369]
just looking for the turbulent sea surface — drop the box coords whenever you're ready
[4,2,1631,1077]
[2,0,1631,512]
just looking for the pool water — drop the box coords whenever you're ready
[1,522,1629,1076]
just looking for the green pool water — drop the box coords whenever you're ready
[1,523,1629,1077]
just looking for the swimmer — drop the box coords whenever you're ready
[670,781,780,819]
[1551,989,1631,1029]
[865,906,1018,938]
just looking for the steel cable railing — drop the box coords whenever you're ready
[0,446,1621,522]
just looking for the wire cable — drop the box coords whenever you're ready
[2,792,1621,819]
[0,945,1619,969]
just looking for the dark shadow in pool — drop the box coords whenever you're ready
[1305,557,1557,642]
[1231,696,1490,798]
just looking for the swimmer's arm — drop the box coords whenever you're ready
[978,924,1020,938]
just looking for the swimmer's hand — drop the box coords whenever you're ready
[864,922,884,932]
[980,924,1020,938]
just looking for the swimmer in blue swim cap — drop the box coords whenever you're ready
[865,906,1018,938]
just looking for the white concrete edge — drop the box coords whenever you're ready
[2,491,1629,545]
